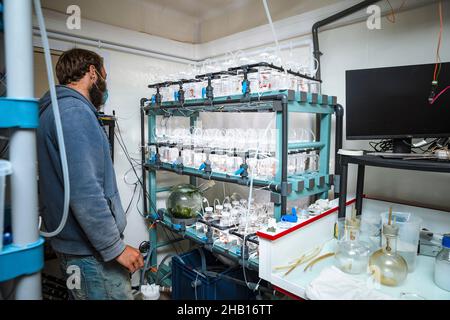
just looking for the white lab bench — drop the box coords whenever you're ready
[257,198,450,300]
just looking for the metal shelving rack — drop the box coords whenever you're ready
[140,64,338,281]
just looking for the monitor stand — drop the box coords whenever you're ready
[393,138,412,154]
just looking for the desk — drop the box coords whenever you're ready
[338,155,450,219]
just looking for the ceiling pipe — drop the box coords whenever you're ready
[310,0,380,199]
[32,28,199,65]
[312,0,381,81]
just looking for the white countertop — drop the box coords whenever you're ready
[270,239,450,300]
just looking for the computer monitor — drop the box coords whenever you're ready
[346,62,450,153]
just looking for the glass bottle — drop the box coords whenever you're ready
[369,223,408,286]
[434,234,450,292]
[335,218,371,274]
[204,207,213,220]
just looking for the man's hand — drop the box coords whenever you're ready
[115,245,144,273]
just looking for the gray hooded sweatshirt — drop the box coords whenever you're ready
[37,85,126,262]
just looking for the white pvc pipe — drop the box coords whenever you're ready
[4,0,42,300]
[32,29,198,65]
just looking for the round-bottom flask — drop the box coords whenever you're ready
[335,218,371,274]
[369,223,408,286]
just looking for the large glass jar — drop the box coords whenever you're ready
[369,223,408,287]
[166,184,203,224]
[335,218,371,274]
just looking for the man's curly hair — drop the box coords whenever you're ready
[56,48,104,85]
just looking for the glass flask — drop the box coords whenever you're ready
[166,184,204,223]
[219,210,231,228]
[288,155,297,176]
[369,223,408,286]
[335,218,371,274]
[306,153,319,172]
[181,147,194,167]
[214,205,223,220]
[434,234,450,292]
[203,206,213,220]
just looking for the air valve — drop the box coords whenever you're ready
[172,150,184,174]
[234,152,249,179]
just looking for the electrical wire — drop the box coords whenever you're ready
[433,1,443,83]
[385,0,407,23]
[125,183,138,215]
[34,0,71,238]
[114,119,159,216]
[430,86,450,105]
[155,253,177,285]
[369,140,394,152]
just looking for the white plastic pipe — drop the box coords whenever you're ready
[4,0,42,300]
[262,0,282,63]
[32,29,198,65]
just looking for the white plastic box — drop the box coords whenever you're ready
[257,199,356,291]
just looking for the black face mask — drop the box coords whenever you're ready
[89,72,107,110]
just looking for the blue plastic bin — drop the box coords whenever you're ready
[171,249,256,300]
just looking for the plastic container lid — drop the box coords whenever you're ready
[0,160,13,176]
[442,234,450,248]
[215,205,223,210]
[205,207,213,213]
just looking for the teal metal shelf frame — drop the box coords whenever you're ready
[145,89,335,219]
[0,97,44,283]
[0,238,45,282]
[142,89,337,271]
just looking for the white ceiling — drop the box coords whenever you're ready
[138,0,253,20]
[41,0,343,43]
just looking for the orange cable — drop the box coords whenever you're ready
[433,1,443,82]
[386,0,408,23]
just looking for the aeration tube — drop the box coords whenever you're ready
[34,0,70,238]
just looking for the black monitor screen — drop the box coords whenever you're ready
[346,62,450,140]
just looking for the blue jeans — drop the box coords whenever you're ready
[58,253,134,300]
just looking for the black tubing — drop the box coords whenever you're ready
[140,98,149,215]
[312,0,381,81]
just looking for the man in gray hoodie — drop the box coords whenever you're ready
[37,48,144,300]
